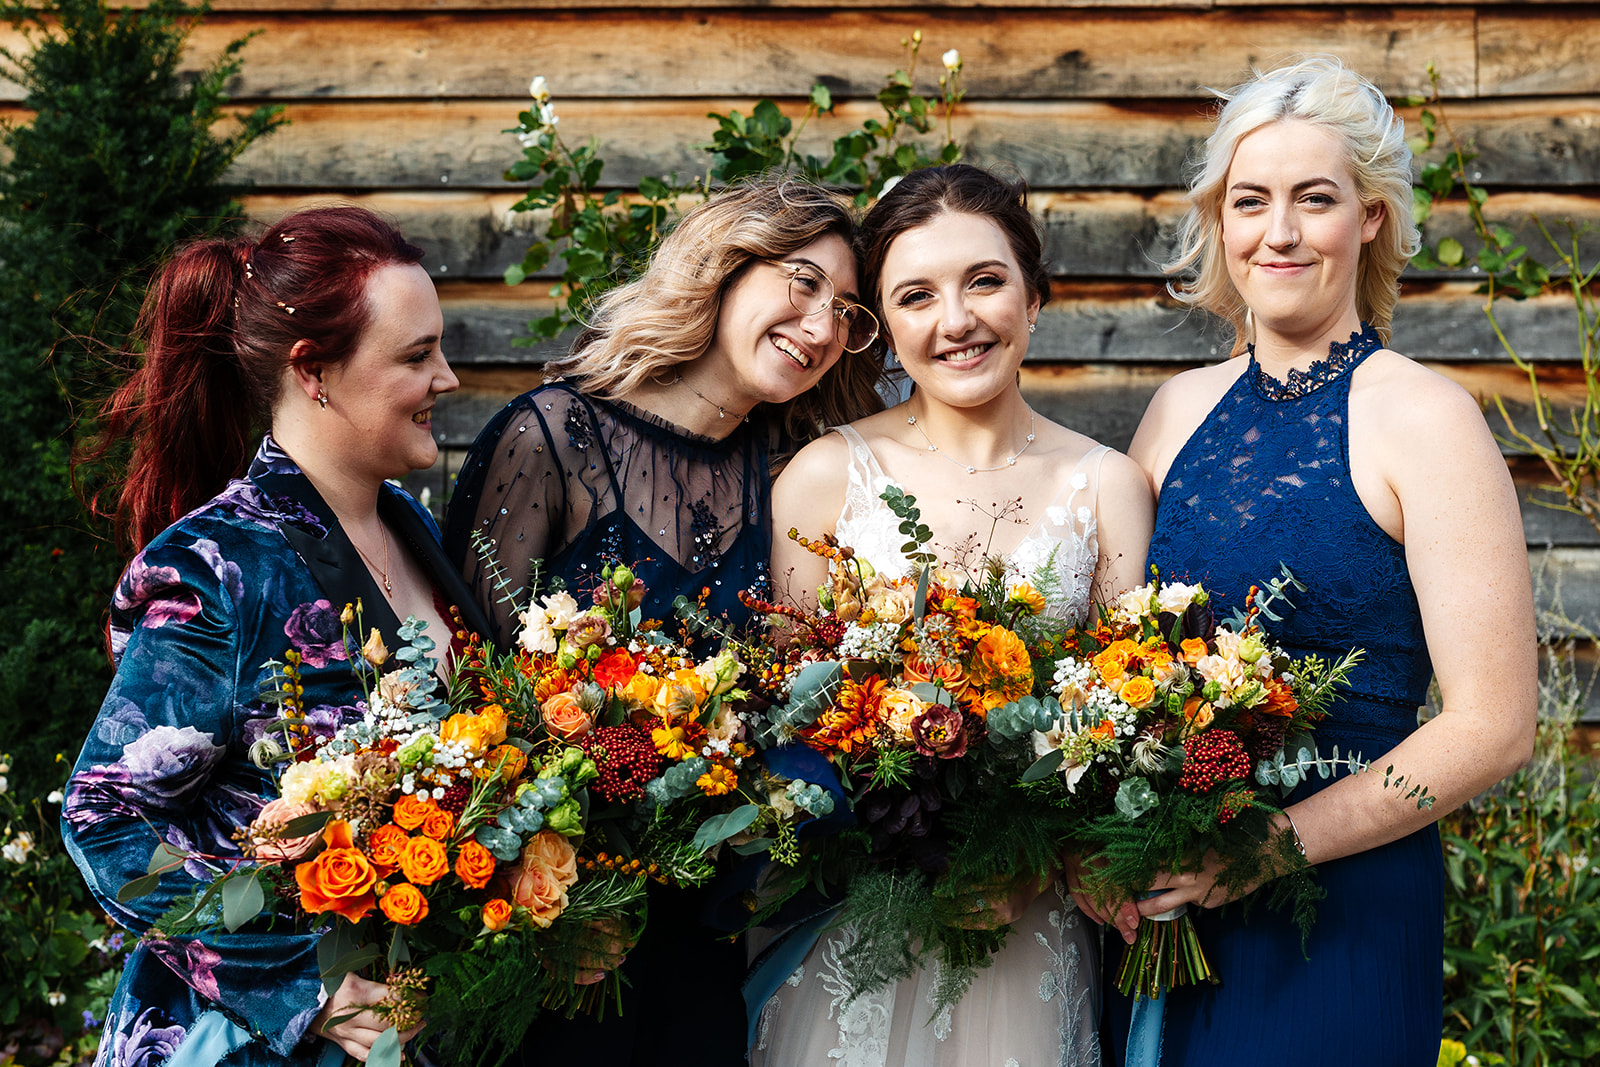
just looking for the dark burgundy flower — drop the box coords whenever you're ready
[911,704,968,760]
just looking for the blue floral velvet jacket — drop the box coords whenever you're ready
[62,436,487,1067]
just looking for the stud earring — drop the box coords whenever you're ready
[317,388,328,410]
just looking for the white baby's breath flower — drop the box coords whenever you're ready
[941,48,961,71]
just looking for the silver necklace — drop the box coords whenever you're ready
[674,374,750,423]
[906,410,1037,474]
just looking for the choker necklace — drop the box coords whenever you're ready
[352,526,393,596]
[675,374,750,423]
[906,410,1037,474]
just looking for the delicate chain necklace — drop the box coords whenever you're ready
[906,409,1037,474]
[351,526,393,596]
[675,374,751,423]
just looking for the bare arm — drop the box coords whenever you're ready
[769,433,851,610]
[1091,448,1156,605]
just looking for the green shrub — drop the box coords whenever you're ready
[0,759,125,1065]
[0,0,282,799]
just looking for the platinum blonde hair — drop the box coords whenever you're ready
[1165,55,1421,349]
[553,177,885,442]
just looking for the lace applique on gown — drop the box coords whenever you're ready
[751,427,1106,1067]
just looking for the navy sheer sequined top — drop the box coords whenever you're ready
[444,380,774,647]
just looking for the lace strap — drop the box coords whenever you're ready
[830,424,891,527]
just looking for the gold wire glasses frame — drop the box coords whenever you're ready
[773,261,880,354]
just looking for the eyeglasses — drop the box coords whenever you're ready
[773,261,880,354]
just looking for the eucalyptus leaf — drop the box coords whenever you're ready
[279,810,333,839]
[146,841,188,875]
[116,872,161,904]
[221,871,266,932]
[367,1026,402,1067]
[691,805,761,854]
[1020,748,1065,784]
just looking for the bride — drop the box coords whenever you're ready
[753,165,1153,1067]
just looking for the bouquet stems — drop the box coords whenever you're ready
[1114,908,1217,1001]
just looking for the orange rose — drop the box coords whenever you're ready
[510,860,568,928]
[295,820,377,921]
[483,744,528,782]
[455,840,497,889]
[421,807,456,841]
[481,898,513,932]
[521,830,578,889]
[478,704,509,747]
[398,835,450,886]
[541,691,593,741]
[1119,675,1157,709]
[366,824,410,877]
[441,712,494,754]
[1179,637,1209,665]
[249,798,320,864]
[392,794,434,831]
[622,671,661,708]
[378,881,429,925]
[1182,696,1215,734]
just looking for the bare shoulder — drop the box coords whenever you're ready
[1352,350,1491,445]
[773,429,853,497]
[1130,358,1251,485]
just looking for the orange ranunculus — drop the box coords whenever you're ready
[1093,639,1142,684]
[399,835,450,886]
[366,824,410,876]
[441,712,494,754]
[483,744,528,782]
[1118,675,1157,709]
[901,655,969,699]
[295,820,377,921]
[1179,637,1209,665]
[1089,719,1117,740]
[521,830,578,889]
[392,793,434,832]
[421,806,456,841]
[1262,678,1299,718]
[969,627,1034,711]
[621,671,662,709]
[379,881,428,925]
[481,898,513,932]
[510,859,568,928]
[454,840,497,889]
[592,648,638,689]
[541,691,593,741]
[652,670,707,719]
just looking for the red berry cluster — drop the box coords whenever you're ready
[1216,789,1255,824]
[581,724,665,803]
[437,781,472,814]
[1177,731,1253,794]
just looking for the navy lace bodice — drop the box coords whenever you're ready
[1148,324,1432,741]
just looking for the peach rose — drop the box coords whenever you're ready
[392,794,433,831]
[541,691,593,741]
[249,798,320,864]
[481,898,512,932]
[510,860,568,928]
[366,824,410,877]
[378,881,428,925]
[421,807,456,841]
[294,820,376,921]
[454,840,497,890]
[521,830,578,889]
[399,835,450,886]
[1119,675,1157,709]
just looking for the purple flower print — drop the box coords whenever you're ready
[268,495,326,536]
[104,1007,185,1067]
[112,560,202,632]
[148,936,222,1001]
[242,702,361,751]
[284,600,348,669]
[120,725,225,805]
[187,538,243,605]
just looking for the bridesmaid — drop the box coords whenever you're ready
[1107,55,1537,1064]
[443,177,886,1067]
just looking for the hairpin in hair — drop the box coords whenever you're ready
[276,301,296,315]
[280,234,295,243]
[244,263,254,279]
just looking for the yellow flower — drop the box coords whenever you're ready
[968,627,1034,712]
[651,722,704,761]
[696,763,737,796]
[360,629,389,667]
[1005,581,1047,616]
[1118,675,1157,709]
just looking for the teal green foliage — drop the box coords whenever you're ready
[0,769,125,1064]
[0,0,282,798]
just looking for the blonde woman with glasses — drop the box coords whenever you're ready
[443,176,885,1067]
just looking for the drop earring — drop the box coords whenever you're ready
[317,388,329,410]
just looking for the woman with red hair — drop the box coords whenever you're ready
[64,206,489,1065]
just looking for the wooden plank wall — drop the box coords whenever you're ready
[8,0,1597,712]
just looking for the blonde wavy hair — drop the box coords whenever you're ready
[1165,55,1421,350]
[552,177,886,443]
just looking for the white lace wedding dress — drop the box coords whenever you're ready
[750,425,1106,1067]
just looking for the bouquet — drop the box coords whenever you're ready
[737,489,1089,1011]
[1031,572,1402,1001]
[125,605,618,1067]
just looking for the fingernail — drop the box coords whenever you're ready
[592,971,606,983]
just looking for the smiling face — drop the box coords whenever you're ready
[318,262,457,480]
[699,231,858,408]
[1220,119,1385,340]
[878,210,1040,410]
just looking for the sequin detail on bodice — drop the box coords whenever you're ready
[1148,324,1433,738]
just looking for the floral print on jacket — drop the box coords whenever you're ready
[62,435,461,1066]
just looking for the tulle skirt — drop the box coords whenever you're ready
[751,883,1103,1067]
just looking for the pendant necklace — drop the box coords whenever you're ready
[675,374,751,423]
[352,526,394,596]
[906,409,1037,474]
